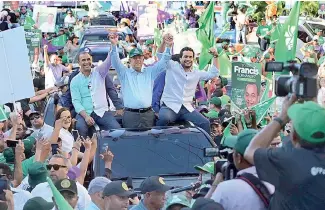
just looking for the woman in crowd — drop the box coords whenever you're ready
[63,35,79,63]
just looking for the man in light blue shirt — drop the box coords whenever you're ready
[156,42,220,134]
[109,33,173,128]
[70,46,121,138]
[86,177,111,210]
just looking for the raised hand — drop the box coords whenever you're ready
[108,33,119,46]
[99,146,114,163]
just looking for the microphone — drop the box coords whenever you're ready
[170,182,201,194]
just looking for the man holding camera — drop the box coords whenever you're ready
[245,95,325,209]
[208,129,274,210]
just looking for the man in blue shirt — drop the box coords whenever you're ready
[155,42,220,134]
[109,33,173,128]
[70,44,121,138]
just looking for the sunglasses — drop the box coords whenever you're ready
[46,164,67,171]
[30,115,41,121]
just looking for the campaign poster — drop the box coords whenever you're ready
[33,5,57,33]
[231,62,262,110]
[319,2,325,19]
[25,29,41,64]
[137,4,158,40]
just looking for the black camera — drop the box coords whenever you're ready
[204,147,237,180]
[265,62,318,98]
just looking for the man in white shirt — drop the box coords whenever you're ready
[40,13,56,33]
[29,111,54,139]
[64,10,76,27]
[31,154,91,210]
[156,43,220,134]
[210,129,274,210]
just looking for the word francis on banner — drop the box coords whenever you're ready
[231,62,262,110]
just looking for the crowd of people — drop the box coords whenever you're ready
[0,1,325,210]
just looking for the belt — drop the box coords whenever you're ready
[125,107,152,113]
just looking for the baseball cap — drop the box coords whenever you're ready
[129,48,144,58]
[3,148,14,164]
[288,101,325,143]
[182,198,224,210]
[23,136,36,157]
[28,162,48,188]
[145,39,154,46]
[29,111,41,119]
[227,129,258,155]
[264,53,271,59]
[209,97,222,106]
[315,29,321,33]
[269,43,275,49]
[165,195,190,209]
[210,118,221,125]
[88,177,112,194]
[55,76,69,88]
[103,181,134,197]
[54,179,78,194]
[194,162,214,174]
[23,197,54,210]
[139,176,172,193]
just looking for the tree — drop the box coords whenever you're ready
[300,1,318,17]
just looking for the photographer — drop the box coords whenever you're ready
[208,129,274,210]
[244,95,325,209]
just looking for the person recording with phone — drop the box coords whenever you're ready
[244,95,325,209]
[209,129,274,210]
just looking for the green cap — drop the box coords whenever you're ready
[221,41,228,47]
[194,162,214,174]
[228,129,258,155]
[103,180,134,197]
[288,101,325,143]
[145,39,154,46]
[220,95,231,106]
[23,197,54,210]
[209,97,222,106]
[129,48,144,58]
[3,148,14,164]
[307,45,315,52]
[28,162,48,188]
[264,53,271,59]
[269,43,275,49]
[204,110,219,118]
[315,28,321,33]
[55,179,78,194]
[23,136,36,157]
[165,195,191,209]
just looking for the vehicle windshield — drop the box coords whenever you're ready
[92,53,108,63]
[90,18,116,26]
[304,22,316,36]
[83,34,125,42]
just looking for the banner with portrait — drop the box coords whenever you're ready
[33,5,57,33]
[25,29,42,64]
[231,62,262,110]
[137,4,158,40]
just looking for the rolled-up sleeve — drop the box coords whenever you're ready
[150,48,172,79]
[70,77,85,114]
[198,65,219,81]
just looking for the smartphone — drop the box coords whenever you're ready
[6,140,19,148]
[36,132,43,141]
[214,159,227,175]
[232,117,236,125]
[72,130,79,141]
[51,144,59,155]
[0,179,9,201]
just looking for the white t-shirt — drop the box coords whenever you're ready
[12,187,33,210]
[59,128,74,153]
[31,181,91,210]
[31,123,54,140]
[40,22,55,33]
[64,16,76,27]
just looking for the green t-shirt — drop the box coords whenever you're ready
[319,36,325,45]
[257,25,272,39]
[204,110,219,118]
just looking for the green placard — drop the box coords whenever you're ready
[25,29,42,63]
[231,62,262,109]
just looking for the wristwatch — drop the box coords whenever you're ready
[273,117,285,128]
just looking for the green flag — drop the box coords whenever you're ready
[275,1,300,63]
[251,97,276,125]
[0,105,7,122]
[220,122,233,146]
[270,23,282,43]
[47,178,73,210]
[218,51,232,77]
[260,79,270,102]
[50,35,68,47]
[196,1,215,70]
[24,16,35,30]
[154,28,163,47]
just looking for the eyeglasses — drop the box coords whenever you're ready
[30,115,41,121]
[46,164,67,171]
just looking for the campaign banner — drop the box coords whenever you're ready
[231,62,262,110]
[25,29,41,64]
[137,4,158,40]
[33,5,57,33]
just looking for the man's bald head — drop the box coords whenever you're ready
[245,83,259,108]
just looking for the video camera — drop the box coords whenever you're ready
[204,148,237,180]
[265,62,318,98]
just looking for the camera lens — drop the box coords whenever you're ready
[275,76,291,97]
